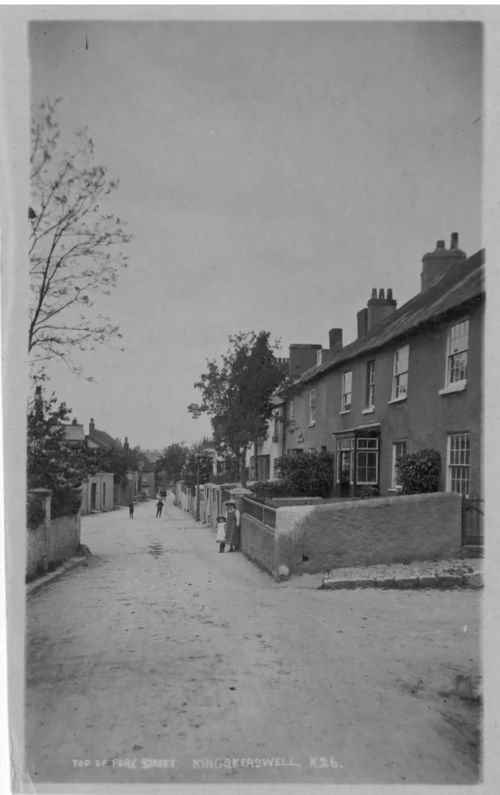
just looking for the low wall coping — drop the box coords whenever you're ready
[274,491,462,532]
[29,488,52,496]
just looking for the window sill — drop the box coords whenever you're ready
[362,407,375,414]
[339,409,351,415]
[388,396,407,405]
[388,487,403,494]
[439,381,467,396]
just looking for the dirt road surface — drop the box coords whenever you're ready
[25,497,481,787]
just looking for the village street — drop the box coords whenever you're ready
[25,497,480,787]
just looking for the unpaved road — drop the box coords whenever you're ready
[24,497,481,786]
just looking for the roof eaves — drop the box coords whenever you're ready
[295,255,484,389]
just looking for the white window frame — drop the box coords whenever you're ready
[288,399,295,421]
[309,388,317,426]
[365,359,375,410]
[446,432,470,496]
[439,319,469,395]
[391,440,407,489]
[316,349,323,366]
[341,370,352,413]
[390,345,409,402]
[355,437,379,485]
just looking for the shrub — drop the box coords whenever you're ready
[276,451,334,497]
[249,480,291,503]
[50,487,82,519]
[27,493,47,530]
[396,448,441,494]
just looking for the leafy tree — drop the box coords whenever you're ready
[188,331,287,487]
[155,443,189,485]
[27,386,99,518]
[181,444,213,491]
[29,98,131,378]
[96,442,139,487]
[276,451,334,497]
[396,448,441,494]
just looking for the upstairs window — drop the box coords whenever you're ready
[309,389,317,425]
[391,345,409,400]
[446,320,469,386]
[365,360,375,408]
[341,371,352,412]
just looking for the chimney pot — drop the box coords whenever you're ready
[450,232,458,249]
[371,288,377,299]
[436,240,445,249]
[378,288,385,300]
[387,288,393,301]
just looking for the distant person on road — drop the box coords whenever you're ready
[215,515,227,553]
[156,499,164,518]
[224,501,240,552]
[129,502,135,518]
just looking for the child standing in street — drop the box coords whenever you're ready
[215,515,227,552]
[129,502,134,518]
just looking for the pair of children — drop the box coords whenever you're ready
[215,500,240,552]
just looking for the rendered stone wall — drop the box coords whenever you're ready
[47,514,81,565]
[26,489,81,580]
[274,492,462,575]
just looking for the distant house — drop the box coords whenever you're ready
[137,450,156,497]
[280,233,483,500]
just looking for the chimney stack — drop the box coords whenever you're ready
[288,344,322,378]
[367,288,397,333]
[421,233,466,291]
[89,418,95,434]
[328,328,343,353]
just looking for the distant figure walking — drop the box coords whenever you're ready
[224,501,240,552]
[156,499,164,518]
[129,502,134,518]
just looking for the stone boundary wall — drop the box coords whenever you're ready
[274,492,463,576]
[27,489,81,580]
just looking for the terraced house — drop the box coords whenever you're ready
[282,234,484,501]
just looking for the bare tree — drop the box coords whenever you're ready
[29,98,131,377]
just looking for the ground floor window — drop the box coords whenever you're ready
[356,437,379,484]
[447,432,470,495]
[391,440,407,489]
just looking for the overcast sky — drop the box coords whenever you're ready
[29,19,482,450]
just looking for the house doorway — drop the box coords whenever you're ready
[91,482,97,511]
[339,450,352,497]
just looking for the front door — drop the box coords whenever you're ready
[90,482,97,510]
[339,450,351,497]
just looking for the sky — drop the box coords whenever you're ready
[29,19,482,450]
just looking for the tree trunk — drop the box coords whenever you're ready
[253,440,259,481]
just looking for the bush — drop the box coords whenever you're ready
[27,494,47,530]
[276,451,334,497]
[396,448,441,494]
[249,480,291,503]
[50,487,82,519]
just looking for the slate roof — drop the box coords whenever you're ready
[88,428,122,450]
[60,423,85,443]
[290,249,485,389]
